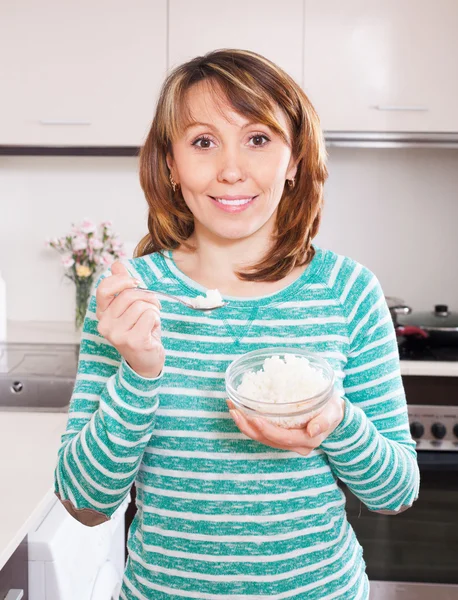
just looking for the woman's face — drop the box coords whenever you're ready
[166,82,297,243]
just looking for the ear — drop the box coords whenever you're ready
[286,157,299,181]
[166,152,174,174]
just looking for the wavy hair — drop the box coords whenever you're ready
[136,48,328,281]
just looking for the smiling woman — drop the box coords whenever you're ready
[53,48,419,600]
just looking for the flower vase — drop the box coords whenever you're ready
[75,276,94,332]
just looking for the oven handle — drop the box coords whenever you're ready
[417,451,458,471]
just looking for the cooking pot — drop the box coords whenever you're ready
[386,297,458,347]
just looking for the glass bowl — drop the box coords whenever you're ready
[225,347,335,429]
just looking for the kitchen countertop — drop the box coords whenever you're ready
[0,411,68,570]
[400,360,458,377]
[5,320,458,377]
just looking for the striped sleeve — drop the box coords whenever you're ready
[321,264,420,514]
[54,268,162,526]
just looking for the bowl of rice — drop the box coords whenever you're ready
[225,347,335,428]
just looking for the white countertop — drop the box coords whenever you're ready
[5,320,458,377]
[0,411,68,570]
[400,360,458,377]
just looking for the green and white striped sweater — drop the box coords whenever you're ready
[54,245,420,599]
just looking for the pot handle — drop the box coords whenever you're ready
[385,297,412,327]
[396,325,429,339]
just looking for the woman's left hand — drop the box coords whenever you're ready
[226,392,345,456]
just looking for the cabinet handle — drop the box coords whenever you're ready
[4,590,24,600]
[39,119,92,126]
[372,105,429,112]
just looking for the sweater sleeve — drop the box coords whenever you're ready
[320,265,420,514]
[54,267,163,526]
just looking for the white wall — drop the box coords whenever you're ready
[316,147,458,311]
[1,148,457,322]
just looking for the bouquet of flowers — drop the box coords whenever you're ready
[45,219,126,330]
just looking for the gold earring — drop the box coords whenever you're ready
[169,173,178,192]
[286,178,295,188]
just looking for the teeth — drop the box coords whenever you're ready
[215,197,254,206]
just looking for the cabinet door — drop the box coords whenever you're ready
[0,538,28,600]
[169,0,303,86]
[0,0,167,146]
[303,0,458,132]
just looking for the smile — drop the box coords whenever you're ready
[209,195,258,213]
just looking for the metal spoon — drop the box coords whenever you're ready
[134,287,228,312]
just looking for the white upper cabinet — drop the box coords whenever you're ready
[0,0,167,146]
[303,0,458,132]
[168,0,304,87]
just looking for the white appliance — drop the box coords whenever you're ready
[28,494,129,600]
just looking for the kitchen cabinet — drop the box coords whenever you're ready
[0,538,27,600]
[0,0,167,147]
[168,0,304,87]
[303,0,458,132]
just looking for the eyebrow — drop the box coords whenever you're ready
[183,120,268,133]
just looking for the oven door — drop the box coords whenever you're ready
[342,451,458,600]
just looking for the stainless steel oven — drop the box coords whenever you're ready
[342,371,458,599]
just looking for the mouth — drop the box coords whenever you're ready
[208,195,259,213]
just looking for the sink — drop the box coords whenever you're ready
[0,342,78,411]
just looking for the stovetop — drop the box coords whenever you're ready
[398,337,458,362]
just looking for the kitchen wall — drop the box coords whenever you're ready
[1,147,457,322]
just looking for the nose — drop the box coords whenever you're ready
[216,146,246,184]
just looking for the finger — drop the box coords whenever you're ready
[106,289,162,319]
[96,275,139,314]
[250,416,310,448]
[110,260,132,277]
[116,300,161,331]
[229,409,264,442]
[129,308,161,346]
[232,411,309,452]
[306,397,343,438]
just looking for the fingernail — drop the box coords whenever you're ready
[309,423,321,437]
[229,409,240,424]
[133,279,142,286]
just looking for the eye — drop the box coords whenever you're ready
[191,135,215,150]
[248,133,270,147]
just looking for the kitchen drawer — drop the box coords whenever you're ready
[0,537,28,600]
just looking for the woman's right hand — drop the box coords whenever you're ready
[96,260,165,379]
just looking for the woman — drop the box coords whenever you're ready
[55,49,419,599]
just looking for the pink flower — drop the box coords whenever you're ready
[111,239,124,252]
[101,252,114,266]
[89,237,104,250]
[62,255,75,269]
[101,220,113,229]
[80,219,97,234]
[72,235,88,251]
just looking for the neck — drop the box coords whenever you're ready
[177,223,274,288]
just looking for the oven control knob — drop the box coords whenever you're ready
[431,423,447,439]
[453,424,458,438]
[409,422,424,439]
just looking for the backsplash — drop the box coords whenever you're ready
[1,148,457,322]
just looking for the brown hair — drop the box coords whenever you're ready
[136,48,328,281]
